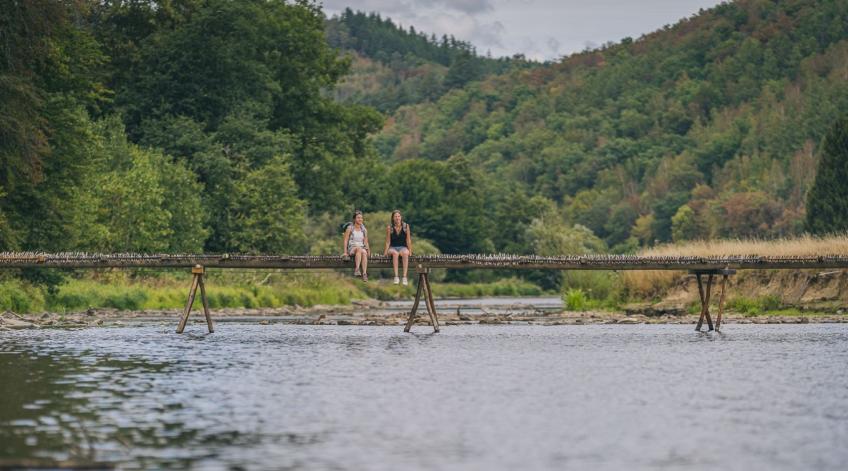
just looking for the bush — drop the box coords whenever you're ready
[0,280,46,313]
[562,270,621,301]
[727,295,783,316]
[564,288,587,311]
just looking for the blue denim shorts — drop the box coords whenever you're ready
[389,246,409,253]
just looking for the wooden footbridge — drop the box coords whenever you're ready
[3,252,847,334]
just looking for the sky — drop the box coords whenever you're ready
[322,0,726,61]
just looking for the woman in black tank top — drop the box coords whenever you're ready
[383,210,413,285]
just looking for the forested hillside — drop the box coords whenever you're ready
[373,0,848,252]
[326,9,531,113]
[1,0,384,260]
[1,0,847,277]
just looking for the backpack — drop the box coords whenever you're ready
[340,222,367,237]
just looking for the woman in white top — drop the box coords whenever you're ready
[342,210,370,281]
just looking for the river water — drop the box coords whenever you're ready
[1,324,846,470]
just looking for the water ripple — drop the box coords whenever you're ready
[0,324,846,470]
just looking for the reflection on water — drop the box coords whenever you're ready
[1,325,847,470]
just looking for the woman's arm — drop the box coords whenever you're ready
[364,234,370,254]
[342,228,351,256]
[384,225,390,255]
[406,225,413,256]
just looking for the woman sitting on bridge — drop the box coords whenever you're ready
[384,210,413,286]
[342,210,370,281]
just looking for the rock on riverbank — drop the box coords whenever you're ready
[1,302,845,330]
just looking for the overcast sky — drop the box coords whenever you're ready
[322,0,726,61]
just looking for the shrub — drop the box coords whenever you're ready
[564,288,587,311]
[727,295,783,316]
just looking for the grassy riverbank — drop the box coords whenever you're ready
[558,234,848,313]
[0,271,545,314]
[620,234,848,297]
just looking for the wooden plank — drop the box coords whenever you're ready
[198,276,214,333]
[422,273,440,333]
[404,273,425,332]
[704,274,714,331]
[2,252,847,271]
[696,273,706,331]
[716,274,728,332]
[425,274,440,332]
[176,274,200,334]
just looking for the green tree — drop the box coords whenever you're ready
[100,147,174,252]
[387,157,490,254]
[526,220,606,256]
[671,205,701,242]
[231,157,308,254]
[72,118,209,253]
[806,117,848,234]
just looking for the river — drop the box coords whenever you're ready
[1,324,847,470]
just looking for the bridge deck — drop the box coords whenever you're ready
[1,252,848,270]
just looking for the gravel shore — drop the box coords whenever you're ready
[1,301,845,330]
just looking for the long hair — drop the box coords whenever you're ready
[390,210,403,231]
[351,210,363,226]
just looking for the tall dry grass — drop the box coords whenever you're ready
[621,234,848,297]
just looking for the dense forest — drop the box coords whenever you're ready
[326,9,532,113]
[371,0,848,254]
[2,0,847,283]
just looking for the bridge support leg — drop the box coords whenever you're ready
[176,265,214,334]
[696,273,714,332]
[715,273,729,332]
[404,268,439,333]
[692,269,735,332]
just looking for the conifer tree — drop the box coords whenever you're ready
[806,117,848,234]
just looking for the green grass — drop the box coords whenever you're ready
[684,295,837,317]
[358,277,545,300]
[0,271,546,314]
[0,279,47,313]
[726,295,782,316]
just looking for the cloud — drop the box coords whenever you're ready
[410,0,493,14]
[322,0,492,16]
[322,0,726,60]
[546,36,560,55]
[471,21,506,49]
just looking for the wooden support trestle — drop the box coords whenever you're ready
[404,268,440,333]
[176,265,214,334]
[691,269,735,332]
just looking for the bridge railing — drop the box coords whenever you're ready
[2,252,848,270]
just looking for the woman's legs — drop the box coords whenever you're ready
[400,248,409,278]
[354,248,363,275]
[388,248,399,277]
[360,248,368,275]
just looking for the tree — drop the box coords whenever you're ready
[231,157,308,254]
[526,220,606,256]
[671,205,701,242]
[386,157,490,254]
[69,118,208,253]
[718,191,783,238]
[100,147,173,252]
[806,117,848,234]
